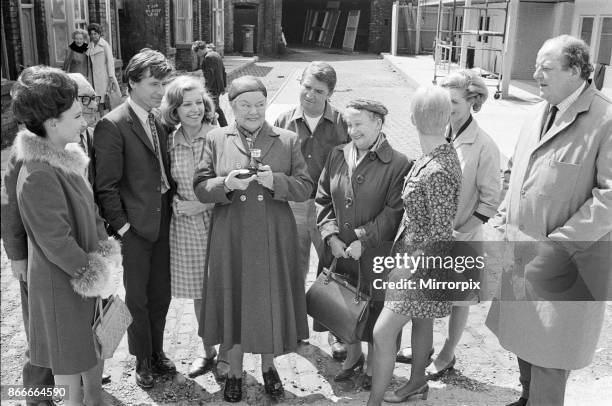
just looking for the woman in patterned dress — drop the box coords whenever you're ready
[161,75,228,379]
[367,86,462,405]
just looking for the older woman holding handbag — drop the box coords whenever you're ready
[315,99,411,390]
[11,65,120,406]
[193,76,313,403]
[367,86,461,405]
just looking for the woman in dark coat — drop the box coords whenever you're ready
[193,76,313,402]
[315,99,412,389]
[11,66,120,406]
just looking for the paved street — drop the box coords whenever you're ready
[1,47,611,405]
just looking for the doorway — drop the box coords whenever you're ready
[233,3,257,54]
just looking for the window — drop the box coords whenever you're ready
[478,16,490,43]
[175,0,193,44]
[597,17,612,65]
[45,0,89,67]
[580,17,594,45]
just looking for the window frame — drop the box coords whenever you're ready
[175,0,193,45]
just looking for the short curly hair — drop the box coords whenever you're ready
[11,66,78,137]
[72,28,89,41]
[439,69,489,112]
[161,75,216,127]
[543,35,593,81]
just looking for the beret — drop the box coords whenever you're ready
[345,99,388,117]
[228,75,267,101]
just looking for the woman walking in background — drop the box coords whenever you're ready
[63,29,91,80]
[87,23,119,113]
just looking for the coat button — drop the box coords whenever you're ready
[356,174,365,184]
[520,188,526,196]
[369,152,376,160]
[307,154,312,159]
[156,186,161,192]
[344,222,351,229]
[345,197,353,207]
[257,194,264,201]
[240,195,247,202]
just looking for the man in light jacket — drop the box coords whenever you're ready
[486,35,612,406]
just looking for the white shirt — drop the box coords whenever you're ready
[303,113,323,133]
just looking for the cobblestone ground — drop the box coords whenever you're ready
[2,47,611,405]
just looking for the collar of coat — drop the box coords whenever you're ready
[340,132,393,164]
[13,129,89,175]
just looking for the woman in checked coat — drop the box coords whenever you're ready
[161,75,229,379]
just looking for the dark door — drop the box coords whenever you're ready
[234,4,257,53]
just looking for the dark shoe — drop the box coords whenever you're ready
[329,334,347,361]
[383,383,429,402]
[152,351,176,375]
[506,397,528,406]
[362,374,372,390]
[425,355,456,380]
[223,376,243,403]
[395,346,435,364]
[101,372,111,384]
[188,354,216,378]
[262,368,284,398]
[135,357,154,389]
[334,354,365,381]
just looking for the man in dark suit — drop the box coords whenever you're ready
[93,49,175,389]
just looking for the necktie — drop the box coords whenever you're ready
[148,113,170,194]
[541,105,558,138]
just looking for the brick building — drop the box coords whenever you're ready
[281,0,394,53]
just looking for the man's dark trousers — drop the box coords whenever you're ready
[20,281,54,405]
[123,193,172,358]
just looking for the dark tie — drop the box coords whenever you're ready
[541,105,558,138]
[148,113,170,193]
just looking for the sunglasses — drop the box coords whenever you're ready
[78,95,102,106]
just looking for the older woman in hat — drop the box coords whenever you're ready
[367,86,461,405]
[315,99,412,390]
[193,75,313,402]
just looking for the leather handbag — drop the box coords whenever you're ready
[92,295,132,359]
[306,258,370,344]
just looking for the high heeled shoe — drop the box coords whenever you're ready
[425,355,456,380]
[223,376,243,403]
[383,383,429,403]
[334,354,365,381]
[262,368,284,398]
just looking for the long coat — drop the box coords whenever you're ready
[193,122,314,355]
[87,37,116,98]
[486,84,612,370]
[315,135,412,341]
[13,130,120,374]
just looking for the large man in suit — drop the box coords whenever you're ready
[94,49,175,389]
[487,35,612,406]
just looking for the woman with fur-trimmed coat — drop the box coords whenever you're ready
[11,66,120,406]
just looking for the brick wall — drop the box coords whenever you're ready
[1,80,17,148]
[368,0,393,54]
[226,0,281,56]
[174,43,193,71]
[3,0,22,80]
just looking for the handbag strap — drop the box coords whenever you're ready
[325,257,338,283]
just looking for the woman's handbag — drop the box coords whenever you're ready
[306,258,371,344]
[92,295,132,359]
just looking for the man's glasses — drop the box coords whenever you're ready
[78,95,102,106]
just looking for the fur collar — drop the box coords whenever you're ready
[13,129,89,175]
